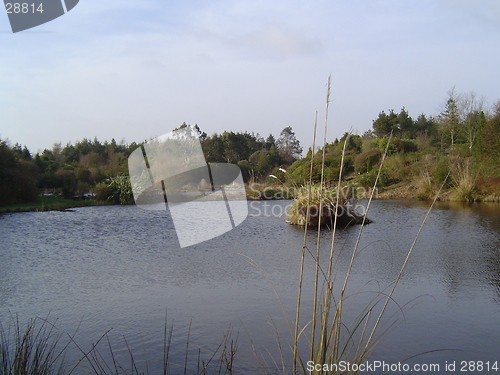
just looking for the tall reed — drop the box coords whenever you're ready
[0,315,68,375]
[66,321,237,375]
[290,77,451,374]
[0,314,237,375]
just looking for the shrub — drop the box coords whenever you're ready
[357,168,388,188]
[289,159,323,185]
[382,154,413,184]
[95,175,134,204]
[0,168,39,206]
[93,182,109,201]
[236,160,255,182]
[393,139,418,153]
[361,137,379,152]
[107,175,134,204]
[353,149,382,174]
[432,156,452,187]
[0,148,39,206]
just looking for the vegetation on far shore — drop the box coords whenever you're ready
[1,88,500,212]
[0,195,100,214]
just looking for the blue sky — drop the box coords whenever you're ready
[1,0,499,153]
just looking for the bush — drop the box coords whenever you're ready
[357,168,388,188]
[377,137,418,154]
[95,175,134,204]
[94,181,110,201]
[236,160,255,182]
[0,168,39,206]
[289,159,323,185]
[361,137,379,152]
[354,149,382,174]
[432,156,452,187]
[107,175,134,204]
[0,144,39,206]
[393,139,418,153]
[382,154,413,184]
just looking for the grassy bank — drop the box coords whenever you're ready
[0,196,100,214]
[376,179,500,202]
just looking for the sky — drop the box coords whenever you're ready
[0,0,499,154]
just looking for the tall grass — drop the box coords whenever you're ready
[289,77,451,374]
[0,314,237,375]
[66,319,237,375]
[451,157,477,202]
[0,316,68,375]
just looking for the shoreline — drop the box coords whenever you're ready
[0,196,104,214]
[2,187,500,215]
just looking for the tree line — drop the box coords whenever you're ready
[286,89,500,201]
[1,88,499,206]
[0,126,302,206]
[371,89,489,154]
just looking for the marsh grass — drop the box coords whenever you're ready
[289,130,395,374]
[286,186,339,226]
[0,315,68,375]
[286,77,452,374]
[66,320,237,375]
[0,314,237,375]
[451,157,478,202]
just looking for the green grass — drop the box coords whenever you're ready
[0,196,99,214]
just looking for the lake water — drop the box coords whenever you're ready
[1,200,499,374]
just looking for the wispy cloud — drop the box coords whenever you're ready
[190,24,322,60]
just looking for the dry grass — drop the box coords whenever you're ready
[287,133,450,373]
[288,77,452,375]
[287,186,339,226]
[451,157,478,202]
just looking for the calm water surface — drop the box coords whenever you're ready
[1,200,499,374]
